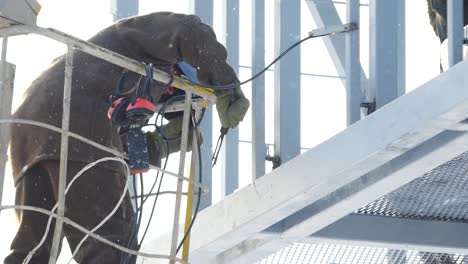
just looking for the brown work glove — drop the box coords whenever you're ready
[215,87,250,129]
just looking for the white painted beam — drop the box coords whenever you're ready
[310,214,468,255]
[218,129,468,263]
[147,61,468,263]
[305,0,369,99]
[218,214,468,263]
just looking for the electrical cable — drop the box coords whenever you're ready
[6,24,348,263]
[134,93,206,252]
[122,66,154,263]
[123,144,168,263]
[176,112,203,253]
[139,173,144,233]
[144,96,205,254]
[131,191,189,199]
[130,173,145,263]
[138,138,170,248]
[120,174,140,264]
[0,205,186,263]
[0,119,207,189]
[139,95,171,206]
[68,159,131,264]
[141,172,160,205]
[126,94,181,254]
[181,34,318,90]
[120,93,186,261]
[5,27,292,257]
[1,116,206,263]
[21,157,129,264]
[155,95,187,141]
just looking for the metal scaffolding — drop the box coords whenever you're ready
[2,0,468,263]
[147,0,468,263]
[0,22,214,263]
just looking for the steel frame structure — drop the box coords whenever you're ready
[147,0,468,263]
[0,23,214,263]
[152,58,468,264]
[2,0,468,263]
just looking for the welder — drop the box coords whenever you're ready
[5,12,249,264]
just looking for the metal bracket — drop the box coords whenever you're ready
[154,98,207,114]
[361,101,376,116]
[308,23,358,38]
[265,155,281,170]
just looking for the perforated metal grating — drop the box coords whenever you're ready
[254,148,468,263]
[255,243,468,264]
[356,150,468,222]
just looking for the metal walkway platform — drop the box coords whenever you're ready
[147,59,468,264]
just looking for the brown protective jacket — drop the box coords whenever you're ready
[10,12,238,184]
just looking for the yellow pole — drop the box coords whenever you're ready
[182,137,197,260]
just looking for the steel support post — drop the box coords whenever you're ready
[49,45,75,264]
[0,38,15,210]
[189,0,213,210]
[186,60,468,263]
[304,0,369,104]
[221,0,239,196]
[273,0,301,165]
[181,107,202,261]
[169,91,193,263]
[110,0,139,21]
[448,0,464,67]
[252,0,266,179]
[346,0,361,125]
[369,0,405,109]
[309,214,468,256]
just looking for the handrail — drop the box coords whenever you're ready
[0,24,217,103]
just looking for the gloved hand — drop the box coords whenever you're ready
[215,87,250,129]
[146,115,203,163]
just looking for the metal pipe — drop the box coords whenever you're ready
[369,0,405,109]
[346,0,361,125]
[49,45,74,264]
[221,0,239,196]
[0,204,187,263]
[252,0,266,179]
[0,25,216,103]
[0,118,209,191]
[273,0,301,165]
[170,90,193,262]
[448,0,464,67]
[0,37,9,210]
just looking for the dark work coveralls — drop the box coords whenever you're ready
[5,12,239,264]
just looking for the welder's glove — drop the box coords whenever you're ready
[146,115,203,163]
[215,87,250,129]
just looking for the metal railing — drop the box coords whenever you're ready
[0,23,215,263]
